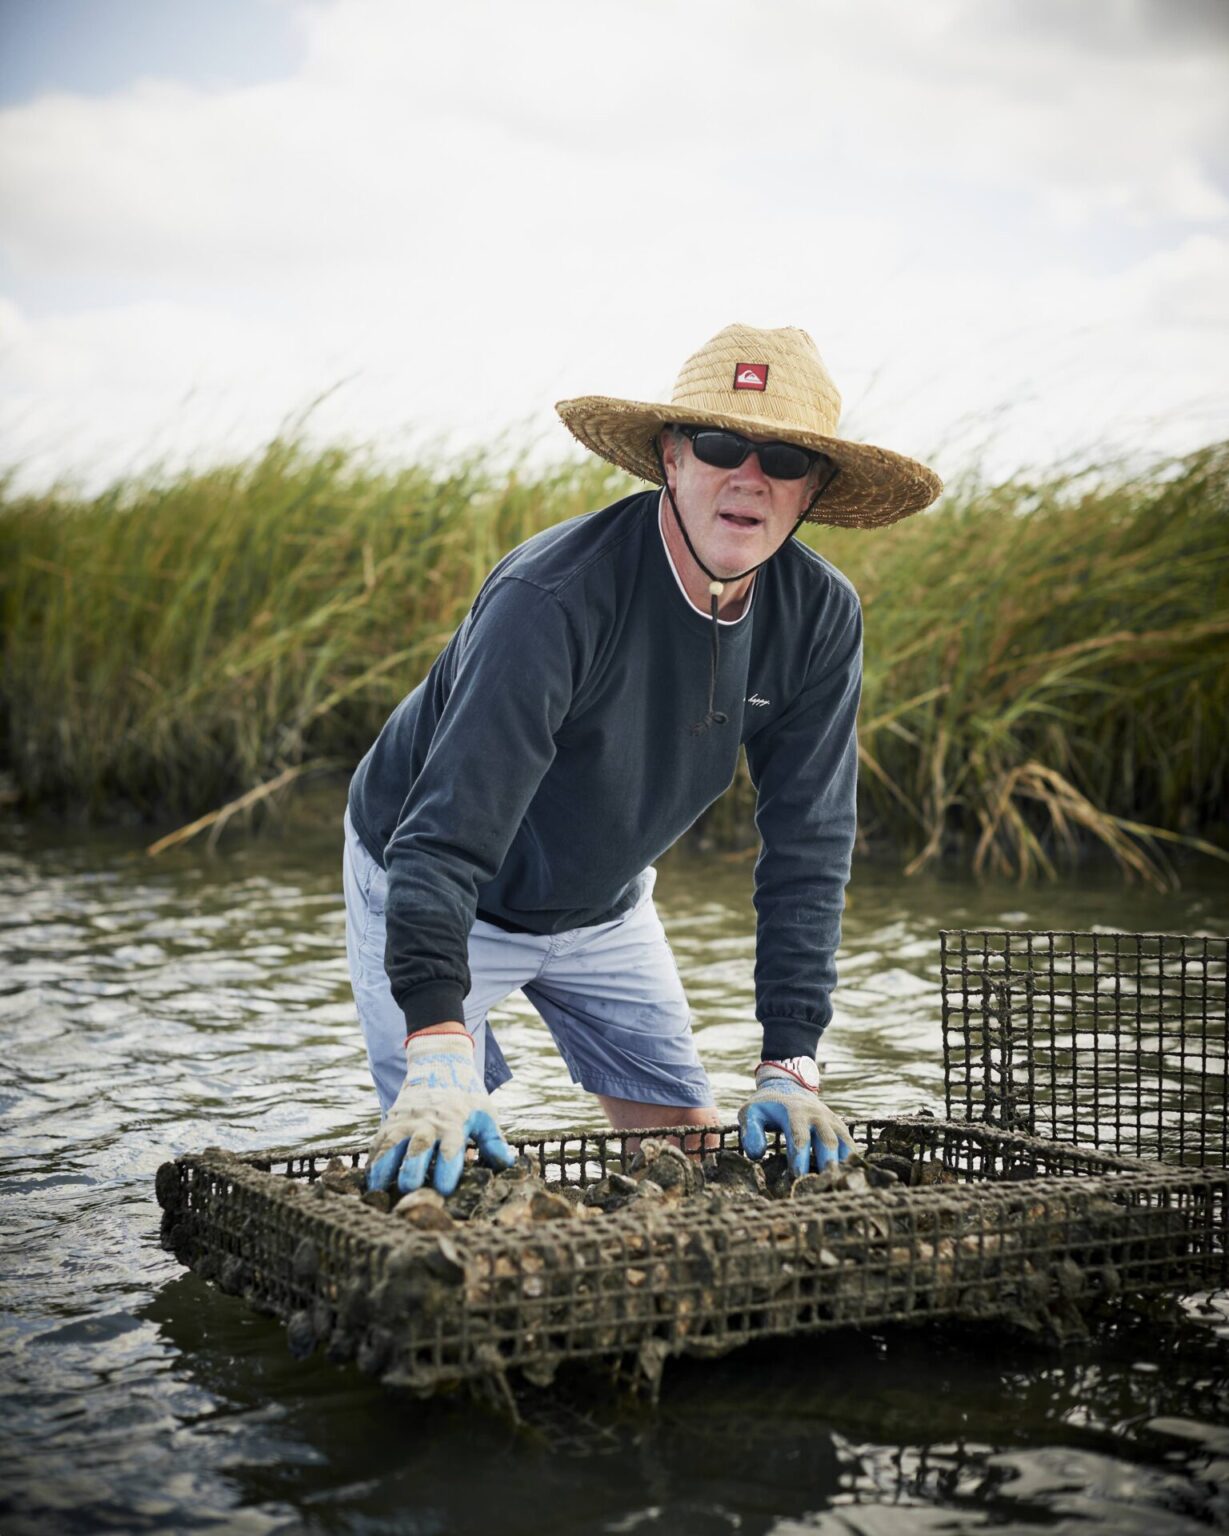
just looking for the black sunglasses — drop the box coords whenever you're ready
[677,425,820,481]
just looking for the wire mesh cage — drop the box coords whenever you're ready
[156,1115,1228,1397]
[941,931,1228,1166]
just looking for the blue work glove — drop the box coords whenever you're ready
[366,1030,516,1198]
[738,1059,853,1177]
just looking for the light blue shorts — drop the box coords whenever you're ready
[342,810,714,1116]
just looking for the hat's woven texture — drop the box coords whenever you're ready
[557,323,942,528]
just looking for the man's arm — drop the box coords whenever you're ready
[737,591,861,1175]
[382,576,579,1033]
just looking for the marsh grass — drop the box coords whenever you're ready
[2,438,1226,883]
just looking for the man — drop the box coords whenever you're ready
[344,323,941,1198]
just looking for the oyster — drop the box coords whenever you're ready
[392,1188,455,1231]
[628,1139,703,1197]
[700,1148,768,1199]
[318,1156,366,1197]
[582,1172,642,1213]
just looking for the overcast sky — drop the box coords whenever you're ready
[1,0,1226,493]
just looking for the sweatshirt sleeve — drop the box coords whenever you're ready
[743,589,862,1062]
[382,578,578,1031]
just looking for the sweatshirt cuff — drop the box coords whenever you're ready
[760,1017,824,1062]
[401,981,468,1033]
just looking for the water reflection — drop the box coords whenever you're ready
[1,806,1226,1533]
[126,1279,1229,1536]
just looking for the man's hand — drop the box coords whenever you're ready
[366,1029,516,1197]
[738,1059,853,1177]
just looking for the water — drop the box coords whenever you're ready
[2,803,1227,1535]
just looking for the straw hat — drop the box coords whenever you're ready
[556,323,942,527]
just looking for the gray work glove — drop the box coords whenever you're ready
[738,1058,854,1176]
[366,1030,515,1197]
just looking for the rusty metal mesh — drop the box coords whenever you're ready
[157,1116,1228,1396]
[941,930,1228,1166]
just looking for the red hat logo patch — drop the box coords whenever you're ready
[733,362,768,391]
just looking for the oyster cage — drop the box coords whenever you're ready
[155,927,1228,1396]
[156,1117,1228,1397]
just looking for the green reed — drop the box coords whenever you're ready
[2,438,1226,882]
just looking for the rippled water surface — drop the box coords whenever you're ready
[2,804,1227,1535]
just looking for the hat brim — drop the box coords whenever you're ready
[556,395,942,527]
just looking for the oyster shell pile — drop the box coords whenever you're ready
[310,1133,959,1228]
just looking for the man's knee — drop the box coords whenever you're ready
[596,1093,719,1129]
[596,1094,721,1157]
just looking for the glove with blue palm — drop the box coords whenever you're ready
[738,1057,853,1177]
[366,1028,516,1198]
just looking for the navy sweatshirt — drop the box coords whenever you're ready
[347,488,862,1062]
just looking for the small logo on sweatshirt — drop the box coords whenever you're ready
[734,363,768,391]
[746,693,770,708]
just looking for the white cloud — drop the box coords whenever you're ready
[0,0,1226,493]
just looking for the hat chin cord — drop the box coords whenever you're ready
[652,441,839,734]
